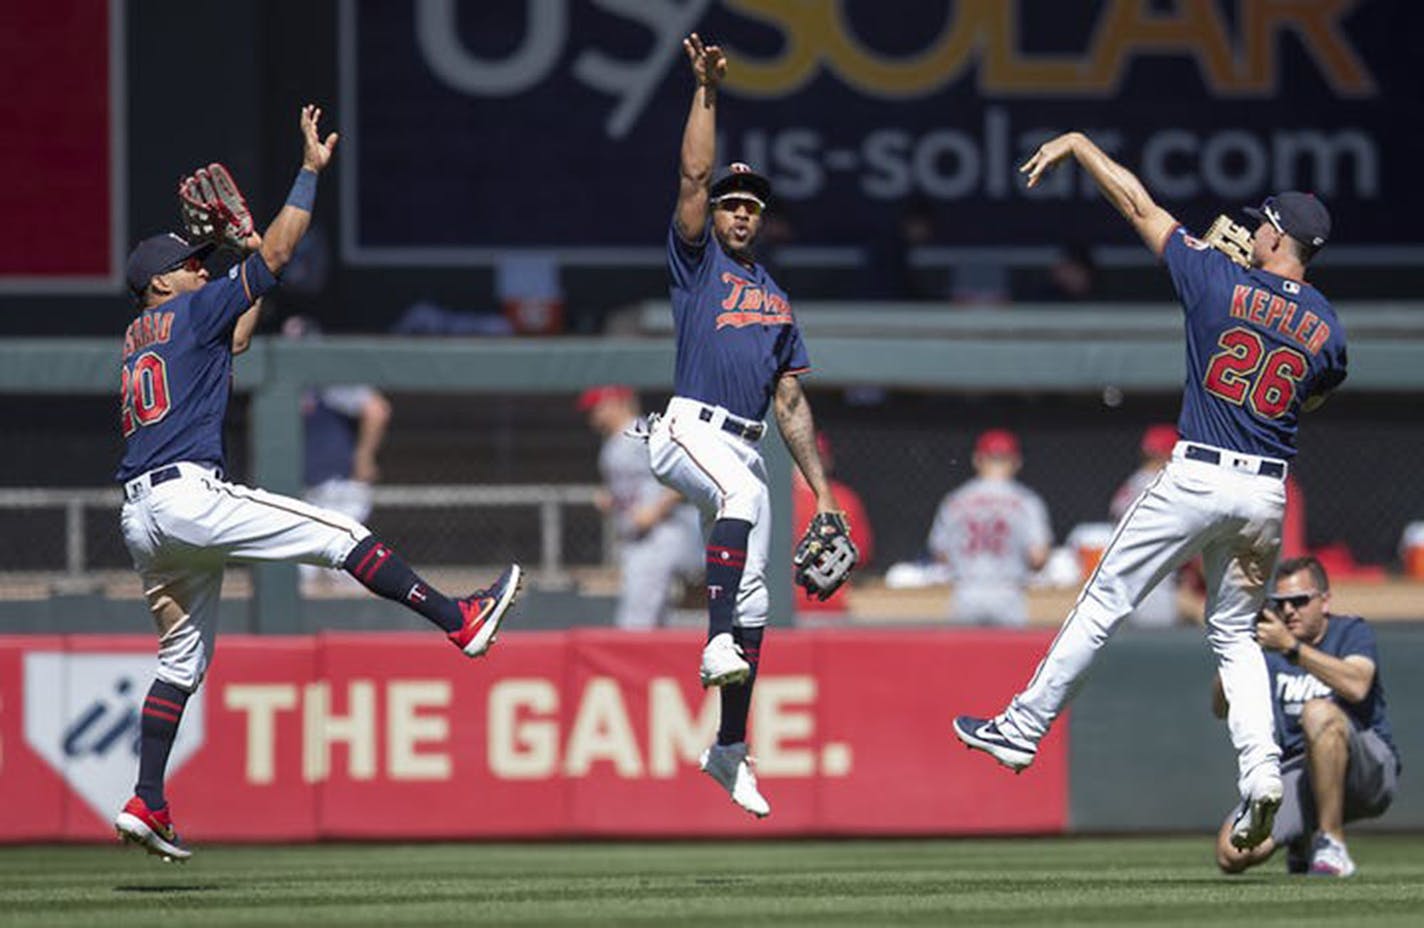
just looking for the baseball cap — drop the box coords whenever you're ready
[975,429,1020,457]
[1140,423,1178,458]
[1243,192,1331,249]
[710,162,772,209]
[125,233,215,296]
[576,384,634,412]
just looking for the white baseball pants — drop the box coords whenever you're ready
[647,397,770,629]
[1001,442,1286,799]
[120,462,370,691]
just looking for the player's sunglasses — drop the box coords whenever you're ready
[164,255,204,274]
[1268,590,1320,610]
[715,196,764,217]
[1259,197,1286,234]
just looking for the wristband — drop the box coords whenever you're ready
[286,169,317,211]
[1285,642,1302,664]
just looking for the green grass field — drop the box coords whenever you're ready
[2,836,1422,927]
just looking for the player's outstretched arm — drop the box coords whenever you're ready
[772,373,837,512]
[674,33,724,243]
[261,104,339,276]
[1022,132,1177,257]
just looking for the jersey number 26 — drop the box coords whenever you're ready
[120,352,172,437]
[1202,327,1307,419]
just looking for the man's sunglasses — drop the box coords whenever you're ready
[714,196,764,217]
[164,255,204,274]
[1268,590,1320,610]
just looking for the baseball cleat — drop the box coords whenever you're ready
[1307,833,1357,877]
[450,564,522,657]
[114,795,192,862]
[699,632,751,688]
[1229,776,1283,850]
[700,741,770,818]
[952,715,1036,773]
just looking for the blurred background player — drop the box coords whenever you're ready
[1215,556,1399,877]
[579,384,702,630]
[645,33,843,819]
[282,315,392,593]
[928,429,1051,627]
[1111,424,1185,628]
[793,431,874,625]
[113,106,520,862]
[954,133,1349,856]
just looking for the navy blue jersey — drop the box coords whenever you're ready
[1266,615,1397,766]
[116,255,278,480]
[1163,226,1347,460]
[667,220,810,422]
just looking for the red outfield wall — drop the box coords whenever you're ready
[0,631,1066,841]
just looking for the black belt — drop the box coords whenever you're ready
[1184,445,1285,479]
[698,406,765,441]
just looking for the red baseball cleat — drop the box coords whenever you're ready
[114,795,192,862]
[449,564,523,657]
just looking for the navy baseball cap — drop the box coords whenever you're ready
[1243,192,1331,249]
[710,162,772,208]
[125,233,215,296]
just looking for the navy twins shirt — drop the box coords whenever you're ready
[1162,226,1348,460]
[1265,614,1398,767]
[667,220,810,422]
[116,254,279,480]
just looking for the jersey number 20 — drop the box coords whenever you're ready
[1203,327,1307,419]
[120,352,172,436]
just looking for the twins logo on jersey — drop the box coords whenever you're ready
[1276,670,1333,714]
[717,272,793,329]
[24,653,205,822]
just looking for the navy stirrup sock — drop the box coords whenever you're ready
[344,537,463,633]
[705,519,752,639]
[135,680,191,810]
[718,626,764,745]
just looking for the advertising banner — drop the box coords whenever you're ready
[342,0,1418,264]
[0,629,1067,841]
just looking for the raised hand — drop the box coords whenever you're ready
[300,104,340,173]
[1020,133,1080,189]
[684,32,726,88]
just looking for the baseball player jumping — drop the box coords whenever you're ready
[114,106,520,861]
[647,34,848,818]
[953,132,1347,854]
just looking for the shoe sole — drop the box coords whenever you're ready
[462,564,523,658]
[1229,790,1283,850]
[114,812,191,862]
[952,719,1034,773]
[700,664,751,688]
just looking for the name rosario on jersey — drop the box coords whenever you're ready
[717,271,793,329]
[123,311,175,360]
[1229,284,1330,356]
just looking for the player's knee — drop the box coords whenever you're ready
[1300,698,1348,741]
[720,479,766,524]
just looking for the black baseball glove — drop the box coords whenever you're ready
[792,511,859,601]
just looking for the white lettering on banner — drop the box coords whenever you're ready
[720,110,1378,204]
[488,679,559,779]
[23,653,205,824]
[485,675,852,781]
[225,684,298,784]
[387,681,451,781]
[564,677,642,777]
[303,681,377,783]
[408,1,1374,139]
[751,676,816,777]
[647,678,718,777]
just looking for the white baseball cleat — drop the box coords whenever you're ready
[952,715,1036,773]
[1229,776,1284,850]
[700,741,770,818]
[699,632,751,688]
[1307,833,1357,877]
